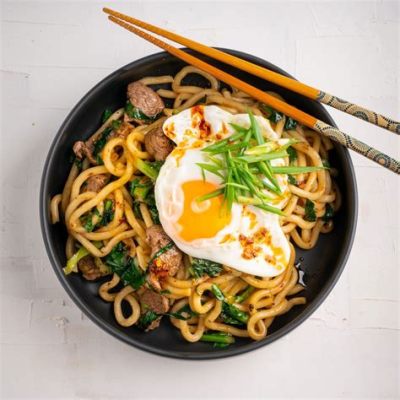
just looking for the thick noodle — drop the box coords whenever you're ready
[50,66,339,342]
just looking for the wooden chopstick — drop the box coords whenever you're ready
[103,8,400,135]
[105,13,400,174]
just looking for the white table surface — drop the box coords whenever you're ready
[1,1,399,399]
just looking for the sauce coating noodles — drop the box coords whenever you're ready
[51,66,339,343]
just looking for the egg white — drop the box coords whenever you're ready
[154,105,291,277]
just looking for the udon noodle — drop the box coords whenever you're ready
[50,66,340,343]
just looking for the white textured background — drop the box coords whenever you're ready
[1,1,399,399]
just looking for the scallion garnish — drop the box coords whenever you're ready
[196,110,330,217]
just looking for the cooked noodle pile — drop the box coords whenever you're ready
[50,66,340,343]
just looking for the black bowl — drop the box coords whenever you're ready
[40,49,357,359]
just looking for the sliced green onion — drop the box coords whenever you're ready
[256,203,285,216]
[237,150,288,163]
[225,169,234,212]
[203,130,246,152]
[260,177,283,195]
[207,141,249,154]
[64,247,89,275]
[196,163,224,178]
[237,195,263,205]
[148,242,174,267]
[224,182,248,190]
[271,166,326,174]
[196,188,224,203]
[229,123,250,134]
[240,129,253,156]
[245,142,279,155]
[257,161,282,194]
[206,154,224,167]
[248,109,264,145]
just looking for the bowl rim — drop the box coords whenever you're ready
[40,48,358,360]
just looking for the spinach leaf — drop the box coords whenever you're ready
[69,152,83,171]
[137,311,159,330]
[145,192,160,225]
[129,177,153,201]
[149,160,164,174]
[284,117,297,130]
[104,242,127,275]
[210,284,249,325]
[260,104,283,123]
[128,178,160,225]
[305,199,317,222]
[288,174,297,185]
[102,108,113,123]
[120,258,145,289]
[322,159,331,168]
[104,243,145,289]
[93,126,112,163]
[287,146,298,163]
[80,213,95,232]
[125,101,160,121]
[323,203,334,221]
[111,119,122,130]
[167,304,198,321]
[100,199,114,226]
[189,258,223,278]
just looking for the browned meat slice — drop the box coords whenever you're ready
[78,255,104,280]
[73,141,97,165]
[146,225,183,290]
[82,174,109,193]
[127,81,164,117]
[144,126,174,161]
[110,121,134,140]
[138,288,169,331]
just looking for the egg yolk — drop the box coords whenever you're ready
[177,180,231,241]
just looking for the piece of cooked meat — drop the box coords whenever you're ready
[82,174,109,193]
[78,255,105,280]
[144,126,174,161]
[138,288,170,331]
[146,225,183,290]
[73,141,97,165]
[127,81,164,117]
[110,121,133,140]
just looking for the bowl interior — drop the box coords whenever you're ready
[40,49,357,359]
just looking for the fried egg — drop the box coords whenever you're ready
[154,105,291,277]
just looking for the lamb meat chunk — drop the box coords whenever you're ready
[82,174,109,193]
[78,255,104,281]
[127,81,164,118]
[146,225,183,290]
[138,288,170,331]
[144,126,174,161]
[72,140,97,165]
[110,121,134,140]
[72,141,86,160]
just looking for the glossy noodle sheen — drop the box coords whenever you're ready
[50,65,340,344]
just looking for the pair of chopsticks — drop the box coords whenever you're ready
[103,8,400,174]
